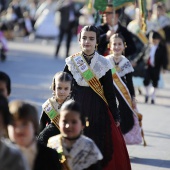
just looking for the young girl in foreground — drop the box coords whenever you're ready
[64,25,131,170]
[8,100,61,170]
[38,71,73,145]
[0,95,29,170]
[48,100,103,170]
[106,33,136,135]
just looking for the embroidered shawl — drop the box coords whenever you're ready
[48,135,103,170]
[106,55,134,77]
[65,52,112,86]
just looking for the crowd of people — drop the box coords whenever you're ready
[0,1,169,170]
[0,0,82,60]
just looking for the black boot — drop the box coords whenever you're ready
[151,99,155,104]
[145,96,149,103]
[0,49,6,62]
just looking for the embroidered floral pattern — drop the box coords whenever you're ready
[48,135,103,170]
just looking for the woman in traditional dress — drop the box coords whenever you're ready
[64,25,131,170]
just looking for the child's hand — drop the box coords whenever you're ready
[131,61,137,67]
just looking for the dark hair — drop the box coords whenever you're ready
[107,4,113,8]
[147,9,153,14]
[9,100,39,135]
[0,94,11,126]
[110,33,125,44]
[60,100,85,126]
[51,71,73,91]
[105,4,122,15]
[115,8,122,16]
[150,31,162,40]
[79,25,100,44]
[0,71,11,95]
[157,2,165,10]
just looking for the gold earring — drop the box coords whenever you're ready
[122,42,127,55]
[124,42,127,48]
[85,117,89,127]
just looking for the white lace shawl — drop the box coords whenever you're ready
[106,55,134,77]
[50,97,59,111]
[42,97,71,113]
[65,52,112,86]
[48,135,103,170]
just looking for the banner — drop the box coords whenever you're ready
[112,0,135,9]
[94,0,107,11]
[86,0,94,13]
[139,0,147,32]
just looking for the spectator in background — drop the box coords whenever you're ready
[0,31,8,61]
[34,0,59,39]
[155,2,170,70]
[10,0,23,20]
[143,31,168,104]
[156,2,170,31]
[0,95,29,170]
[55,0,79,58]
[0,0,7,12]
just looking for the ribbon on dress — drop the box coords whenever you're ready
[42,99,60,129]
[71,53,108,105]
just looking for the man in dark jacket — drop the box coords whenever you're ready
[55,0,79,58]
[97,4,136,57]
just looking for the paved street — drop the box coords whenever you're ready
[0,38,170,170]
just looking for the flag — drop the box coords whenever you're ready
[112,0,135,9]
[85,0,94,14]
[139,0,147,32]
[94,0,108,11]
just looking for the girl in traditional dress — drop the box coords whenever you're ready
[48,100,103,170]
[38,71,73,146]
[0,95,29,170]
[106,33,136,135]
[64,25,131,170]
